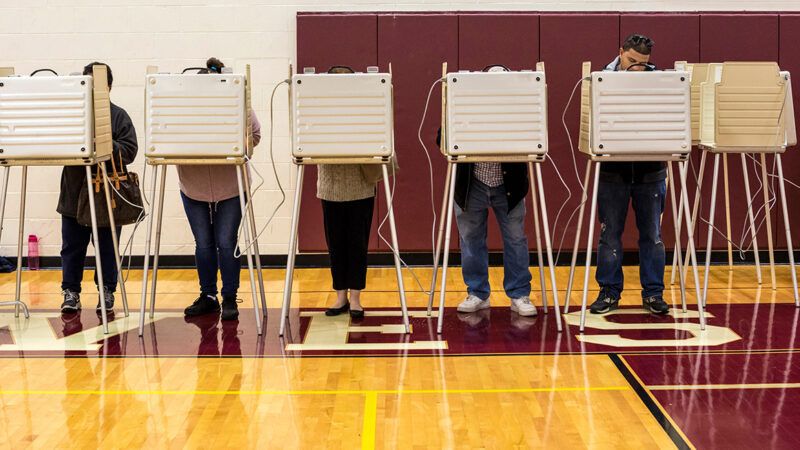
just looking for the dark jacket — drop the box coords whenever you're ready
[57,103,138,218]
[436,128,529,213]
[599,57,667,184]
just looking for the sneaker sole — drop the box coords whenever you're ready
[61,306,81,314]
[457,301,491,313]
[184,309,220,317]
[510,304,537,317]
[590,303,619,314]
[643,305,669,315]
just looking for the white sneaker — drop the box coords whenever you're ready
[510,296,538,317]
[457,294,490,313]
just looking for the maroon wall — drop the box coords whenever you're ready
[296,11,800,256]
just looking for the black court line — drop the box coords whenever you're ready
[609,353,691,450]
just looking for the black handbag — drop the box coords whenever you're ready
[77,153,144,228]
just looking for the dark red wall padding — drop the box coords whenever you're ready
[778,14,800,250]
[538,14,620,257]
[296,12,800,255]
[296,14,381,252]
[377,14,459,251]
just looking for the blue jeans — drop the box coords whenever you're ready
[455,180,531,300]
[596,180,666,299]
[180,192,242,297]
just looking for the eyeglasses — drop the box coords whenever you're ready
[627,34,654,49]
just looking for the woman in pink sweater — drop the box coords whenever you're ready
[178,57,261,321]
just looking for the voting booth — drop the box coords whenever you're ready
[426,63,563,334]
[684,62,799,307]
[563,62,706,332]
[279,67,410,337]
[139,65,267,336]
[0,66,128,332]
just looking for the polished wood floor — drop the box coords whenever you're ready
[0,264,796,449]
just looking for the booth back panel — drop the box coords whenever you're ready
[297,12,800,254]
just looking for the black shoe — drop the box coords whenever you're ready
[590,291,620,314]
[184,293,220,317]
[642,296,669,315]
[221,295,240,321]
[61,289,81,314]
[349,308,364,319]
[325,302,350,316]
[96,286,115,313]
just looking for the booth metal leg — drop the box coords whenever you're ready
[741,154,763,283]
[0,166,10,244]
[138,165,159,336]
[428,162,453,315]
[534,163,563,331]
[99,164,129,317]
[242,164,268,316]
[676,151,707,284]
[236,165,263,335]
[775,154,800,306]
[382,164,410,333]
[437,163,458,334]
[761,153,777,289]
[528,163,548,312]
[7,166,29,319]
[723,154,734,269]
[678,160,707,330]
[668,162,688,312]
[579,162,601,332]
[149,166,167,318]
[702,153,721,307]
[279,165,304,337]
[86,166,109,334]
[564,159,593,313]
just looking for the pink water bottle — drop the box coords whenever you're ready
[27,235,39,271]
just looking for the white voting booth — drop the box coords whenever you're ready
[0,65,128,333]
[428,64,563,334]
[279,68,410,337]
[562,62,706,331]
[678,62,798,307]
[139,65,267,336]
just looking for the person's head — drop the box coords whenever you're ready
[206,57,225,74]
[328,65,355,74]
[83,62,113,89]
[618,34,654,71]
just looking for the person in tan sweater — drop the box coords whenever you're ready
[318,65,388,319]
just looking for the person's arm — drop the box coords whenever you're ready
[112,108,138,165]
[250,110,262,147]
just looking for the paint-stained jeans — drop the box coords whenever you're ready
[455,180,531,300]
[595,180,666,299]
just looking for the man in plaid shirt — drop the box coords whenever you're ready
[438,64,537,317]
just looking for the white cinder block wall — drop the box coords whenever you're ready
[2,0,798,258]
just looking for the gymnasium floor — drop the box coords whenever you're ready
[0,265,798,449]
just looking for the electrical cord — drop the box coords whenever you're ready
[234,79,289,257]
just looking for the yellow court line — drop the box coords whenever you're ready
[361,392,377,450]
[648,383,800,391]
[0,386,630,396]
